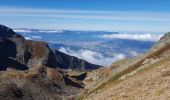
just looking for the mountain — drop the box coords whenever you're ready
[79,32,170,99]
[0,25,101,71]
[1,24,170,100]
[0,25,101,99]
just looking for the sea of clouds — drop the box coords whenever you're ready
[98,33,163,41]
[59,47,126,66]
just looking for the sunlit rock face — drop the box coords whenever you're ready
[0,25,57,70]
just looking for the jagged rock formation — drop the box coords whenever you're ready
[80,32,170,100]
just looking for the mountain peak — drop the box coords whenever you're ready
[0,25,24,39]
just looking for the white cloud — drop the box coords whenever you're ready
[14,29,32,33]
[38,30,63,33]
[99,33,163,41]
[24,36,42,40]
[25,37,32,40]
[59,47,126,66]
[129,51,138,57]
[0,7,170,22]
[1,7,170,32]
[14,29,63,33]
[31,36,42,39]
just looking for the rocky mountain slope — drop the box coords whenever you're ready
[79,32,170,100]
[1,24,170,100]
[0,25,101,100]
[53,50,101,70]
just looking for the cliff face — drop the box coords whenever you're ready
[0,36,56,71]
[10,38,57,69]
[0,39,56,70]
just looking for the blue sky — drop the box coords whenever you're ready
[0,0,170,32]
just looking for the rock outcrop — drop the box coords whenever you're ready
[0,36,56,71]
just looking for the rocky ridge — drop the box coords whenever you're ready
[53,50,101,70]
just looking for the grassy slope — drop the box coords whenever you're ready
[79,41,170,99]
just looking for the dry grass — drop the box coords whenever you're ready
[155,88,164,96]
[161,71,170,77]
[79,44,170,99]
